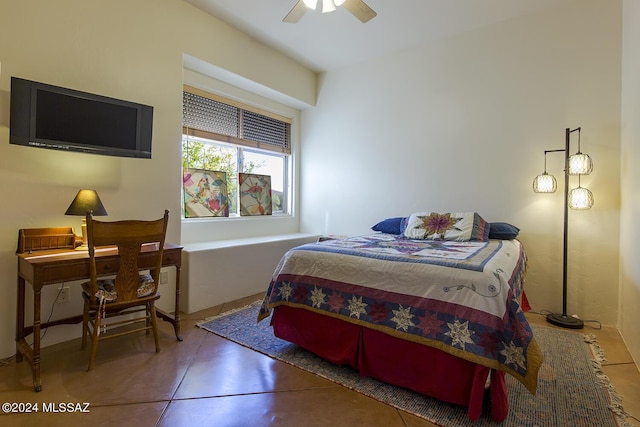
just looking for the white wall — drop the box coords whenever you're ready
[620,0,640,365]
[0,0,316,359]
[300,0,622,326]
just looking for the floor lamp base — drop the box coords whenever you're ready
[546,313,584,329]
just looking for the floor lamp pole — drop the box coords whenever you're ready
[546,128,584,329]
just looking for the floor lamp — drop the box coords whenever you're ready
[532,127,594,329]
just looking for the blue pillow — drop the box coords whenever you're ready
[488,222,520,240]
[371,217,405,234]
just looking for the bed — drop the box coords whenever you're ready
[257,213,543,421]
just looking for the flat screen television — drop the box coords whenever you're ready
[10,77,153,159]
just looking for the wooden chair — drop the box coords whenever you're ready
[81,210,169,371]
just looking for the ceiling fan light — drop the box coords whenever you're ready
[303,0,317,10]
[322,0,336,13]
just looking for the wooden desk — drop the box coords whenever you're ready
[16,243,183,392]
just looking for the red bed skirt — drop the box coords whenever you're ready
[271,305,508,422]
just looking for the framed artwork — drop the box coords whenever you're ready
[239,173,272,216]
[182,168,229,218]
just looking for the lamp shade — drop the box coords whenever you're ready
[533,172,557,193]
[64,189,108,216]
[568,186,594,210]
[568,152,593,175]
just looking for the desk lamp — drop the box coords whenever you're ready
[65,189,108,250]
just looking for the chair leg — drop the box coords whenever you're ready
[145,305,151,335]
[81,301,89,349]
[149,303,160,353]
[88,311,101,371]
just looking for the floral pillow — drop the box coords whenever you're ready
[403,212,489,241]
[81,275,157,302]
[137,274,156,298]
[81,279,117,302]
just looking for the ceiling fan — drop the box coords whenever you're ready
[283,0,377,24]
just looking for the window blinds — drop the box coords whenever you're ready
[182,86,291,155]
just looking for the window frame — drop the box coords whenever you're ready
[182,86,292,219]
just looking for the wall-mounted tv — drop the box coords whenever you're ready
[10,77,153,159]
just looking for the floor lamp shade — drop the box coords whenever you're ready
[533,173,557,193]
[569,153,593,175]
[568,186,594,210]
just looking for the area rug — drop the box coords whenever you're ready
[197,302,632,426]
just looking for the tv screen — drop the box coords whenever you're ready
[10,77,153,159]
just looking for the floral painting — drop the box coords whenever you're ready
[239,173,272,216]
[183,168,229,217]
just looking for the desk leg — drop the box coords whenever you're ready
[15,276,42,392]
[15,276,25,363]
[32,286,42,392]
[174,265,182,341]
[156,265,182,341]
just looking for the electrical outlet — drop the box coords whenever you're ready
[160,271,169,285]
[57,286,70,304]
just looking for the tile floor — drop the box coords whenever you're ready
[0,293,638,426]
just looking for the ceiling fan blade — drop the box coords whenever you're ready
[342,0,377,23]
[283,0,308,23]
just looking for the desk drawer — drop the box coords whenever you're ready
[95,260,119,275]
[37,259,90,284]
[36,259,140,283]
[97,251,180,271]
[162,250,181,267]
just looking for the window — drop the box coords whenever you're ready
[182,86,291,217]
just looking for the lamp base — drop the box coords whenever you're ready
[546,313,584,329]
[75,219,88,251]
